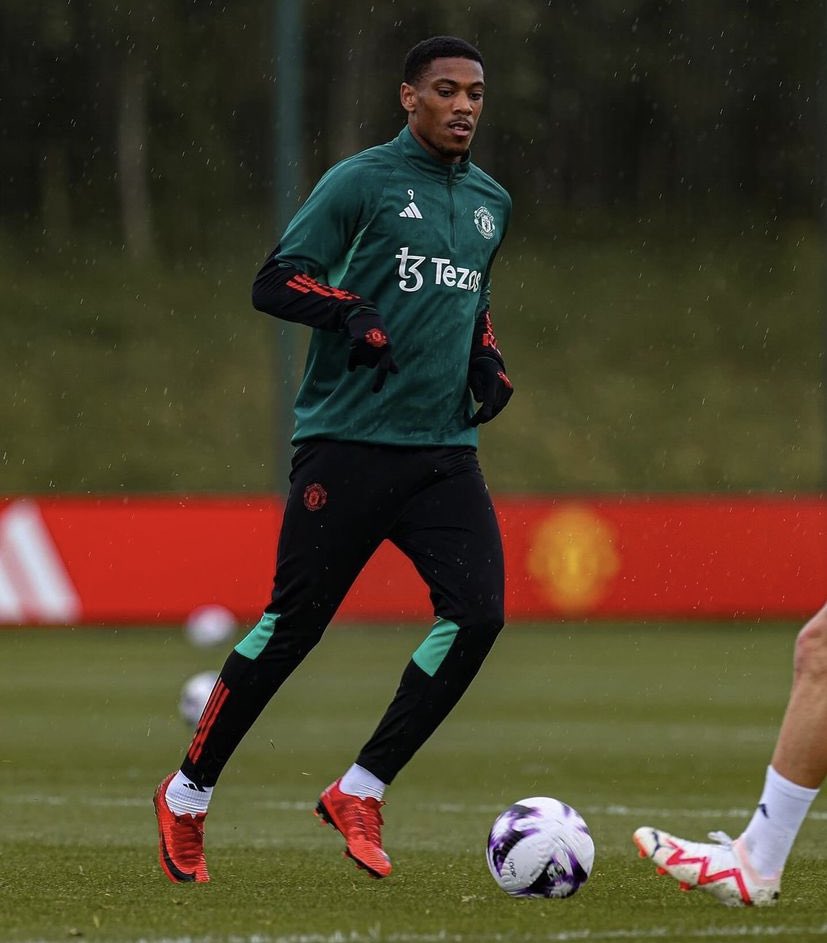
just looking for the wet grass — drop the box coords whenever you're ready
[1,621,826,942]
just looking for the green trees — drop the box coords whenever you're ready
[1,1,822,259]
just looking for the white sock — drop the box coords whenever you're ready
[164,770,214,816]
[339,763,386,801]
[740,765,819,878]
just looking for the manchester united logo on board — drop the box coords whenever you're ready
[474,205,496,240]
[303,483,327,511]
[527,504,620,613]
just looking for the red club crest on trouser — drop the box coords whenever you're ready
[303,483,328,511]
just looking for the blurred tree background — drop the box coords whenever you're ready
[1,0,824,494]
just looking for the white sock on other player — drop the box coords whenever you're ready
[740,765,819,878]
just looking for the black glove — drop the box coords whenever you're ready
[468,356,513,426]
[345,307,399,393]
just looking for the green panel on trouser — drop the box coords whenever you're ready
[411,617,460,677]
[235,612,278,659]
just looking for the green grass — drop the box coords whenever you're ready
[2,621,826,942]
[491,219,825,492]
[2,218,824,494]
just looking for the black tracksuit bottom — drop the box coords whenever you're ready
[180,440,505,787]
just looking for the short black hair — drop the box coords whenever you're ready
[403,36,484,86]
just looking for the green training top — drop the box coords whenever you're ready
[275,125,512,447]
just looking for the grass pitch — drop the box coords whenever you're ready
[2,620,826,942]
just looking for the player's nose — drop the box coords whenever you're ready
[454,94,473,114]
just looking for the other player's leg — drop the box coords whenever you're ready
[634,602,827,905]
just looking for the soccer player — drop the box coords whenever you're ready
[634,602,826,906]
[154,35,514,884]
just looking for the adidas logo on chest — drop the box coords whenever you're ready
[399,189,423,219]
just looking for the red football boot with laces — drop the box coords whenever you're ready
[153,773,210,883]
[315,778,392,878]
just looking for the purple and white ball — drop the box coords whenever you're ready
[486,796,595,898]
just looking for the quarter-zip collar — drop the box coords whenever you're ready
[394,125,471,185]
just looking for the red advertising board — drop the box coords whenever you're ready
[0,495,824,625]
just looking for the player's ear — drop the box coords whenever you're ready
[400,82,416,114]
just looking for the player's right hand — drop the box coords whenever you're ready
[345,308,400,393]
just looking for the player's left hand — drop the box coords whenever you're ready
[468,356,513,426]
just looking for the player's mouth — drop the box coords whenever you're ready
[448,120,473,139]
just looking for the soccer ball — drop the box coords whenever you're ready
[184,604,237,647]
[486,796,595,898]
[178,670,219,726]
